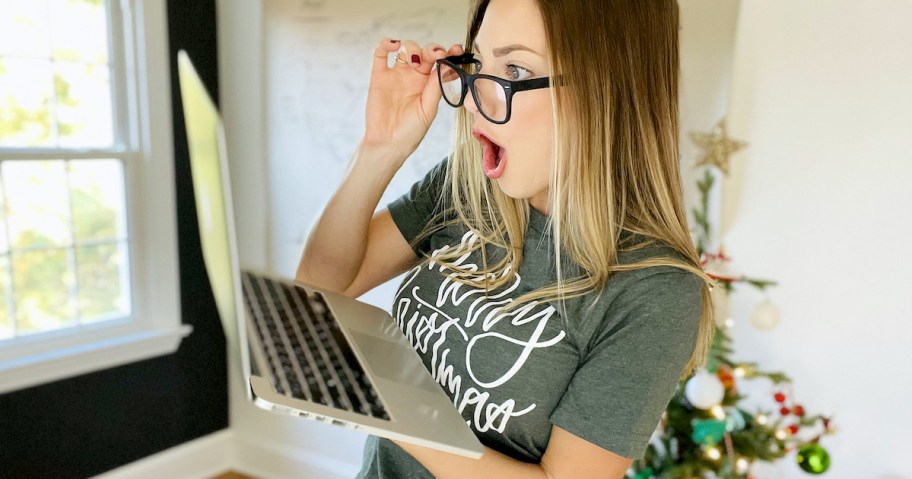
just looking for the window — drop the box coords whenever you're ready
[0,0,188,393]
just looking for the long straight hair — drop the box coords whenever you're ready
[409,0,715,381]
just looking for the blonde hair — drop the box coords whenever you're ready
[409,0,715,381]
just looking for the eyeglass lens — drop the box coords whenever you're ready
[438,62,509,123]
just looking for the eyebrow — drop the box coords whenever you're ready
[472,41,543,58]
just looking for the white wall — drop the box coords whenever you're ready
[218,0,910,477]
[723,1,912,478]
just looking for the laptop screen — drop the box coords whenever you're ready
[176,51,246,375]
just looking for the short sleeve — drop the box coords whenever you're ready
[386,156,450,256]
[550,270,704,459]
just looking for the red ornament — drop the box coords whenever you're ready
[788,424,800,434]
[793,405,805,417]
[774,392,786,403]
[716,365,736,390]
[780,406,791,415]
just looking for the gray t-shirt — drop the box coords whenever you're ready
[356,157,702,478]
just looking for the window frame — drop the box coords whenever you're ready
[0,0,189,394]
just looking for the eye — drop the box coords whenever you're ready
[505,64,532,81]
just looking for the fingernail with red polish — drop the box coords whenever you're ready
[390,39,400,43]
[411,54,420,64]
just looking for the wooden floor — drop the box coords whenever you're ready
[211,472,258,479]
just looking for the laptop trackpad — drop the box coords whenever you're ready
[348,330,441,393]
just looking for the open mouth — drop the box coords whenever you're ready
[472,130,507,179]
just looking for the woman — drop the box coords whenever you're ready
[297,0,715,477]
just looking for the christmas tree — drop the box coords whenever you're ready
[628,119,837,479]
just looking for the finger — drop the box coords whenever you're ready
[448,43,465,56]
[420,45,449,113]
[421,64,444,115]
[372,37,402,72]
[396,40,424,69]
[418,43,449,75]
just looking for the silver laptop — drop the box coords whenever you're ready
[176,50,483,458]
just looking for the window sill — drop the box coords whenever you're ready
[0,324,193,395]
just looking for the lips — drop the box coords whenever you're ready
[472,128,507,179]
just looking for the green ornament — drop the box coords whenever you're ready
[633,467,653,479]
[691,418,727,445]
[796,443,831,474]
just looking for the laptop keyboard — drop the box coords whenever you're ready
[241,270,390,420]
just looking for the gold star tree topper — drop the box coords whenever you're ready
[688,118,747,176]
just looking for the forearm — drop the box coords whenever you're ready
[295,143,403,293]
[392,440,548,479]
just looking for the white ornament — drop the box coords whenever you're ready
[750,297,781,331]
[684,368,725,409]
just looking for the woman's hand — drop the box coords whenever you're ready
[361,38,464,166]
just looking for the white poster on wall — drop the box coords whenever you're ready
[264,0,472,308]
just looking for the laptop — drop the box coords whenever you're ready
[176,50,483,458]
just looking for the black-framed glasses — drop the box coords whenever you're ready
[435,53,561,125]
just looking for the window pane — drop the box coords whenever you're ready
[0,58,55,148]
[70,159,127,241]
[49,0,110,64]
[76,241,129,322]
[55,61,114,148]
[4,160,72,248]
[0,0,51,58]
[0,254,10,339]
[12,247,76,335]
